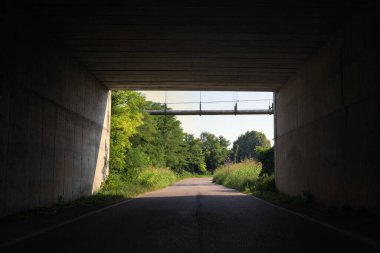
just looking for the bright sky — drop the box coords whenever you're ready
[139,91,274,147]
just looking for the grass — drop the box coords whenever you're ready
[213,160,313,206]
[176,170,212,179]
[10,167,211,219]
[213,160,266,192]
[212,160,380,240]
[76,167,177,205]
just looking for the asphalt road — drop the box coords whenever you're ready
[2,178,379,253]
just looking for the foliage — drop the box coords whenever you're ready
[127,103,166,169]
[232,130,271,162]
[200,132,230,172]
[176,170,193,178]
[232,144,239,164]
[127,102,211,174]
[183,134,207,174]
[98,167,177,199]
[255,146,275,175]
[154,113,188,171]
[124,147,152,170]
[110,91,145,172]
[109,90,272,182]
[248,174,276,192]
[213,161,315,207]
[213,160,262,191]
[136,167,177,188]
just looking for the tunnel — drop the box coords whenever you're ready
[1,0,379,217]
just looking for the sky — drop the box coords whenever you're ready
[139,91,274,147]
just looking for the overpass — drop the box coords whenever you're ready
[2,0,379,216]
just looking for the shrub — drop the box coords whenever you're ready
[137,167,177,189]
[255,146,274,176]
[213,160,262,191]
[213,160,321,208]
[125,148,152,169]
[176,170,193,178]
[248,174,276,192]
[96,167,177,199]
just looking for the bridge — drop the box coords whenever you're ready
[2,0,379,218]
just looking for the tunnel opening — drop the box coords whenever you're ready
[106,89,275,194]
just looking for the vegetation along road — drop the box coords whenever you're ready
[2,178,378,253]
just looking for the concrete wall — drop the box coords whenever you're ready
[0,22,111,217]
[275,8,380,208]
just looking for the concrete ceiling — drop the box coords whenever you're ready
[21,0,369,91]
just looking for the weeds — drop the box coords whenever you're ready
[96,167,177,200]
[213,160,315,207]
[213,160,263,192]
[213,160,261,191]
[176,170,212,179]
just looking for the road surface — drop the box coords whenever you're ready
[2,178,378,252]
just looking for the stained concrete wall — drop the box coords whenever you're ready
[275,8,380,208]
[0,22,111,217]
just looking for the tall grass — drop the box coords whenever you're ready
[61,167,204,208]
[213,160,275,193]
[95,167,177,201]
[15,167,178,217]
[213,160,315,206]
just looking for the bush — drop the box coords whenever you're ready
[248,174,276,192]
[125,148,152,169]
[96,167,177,199]
[213,160,262,191]
[97,173,142,199]
[213,160,320,208]
[137,167,177,189]
[255,146,274,176]
[176,170,193,178]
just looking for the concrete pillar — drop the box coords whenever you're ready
[1,20,111,216]
[275,8,380,209]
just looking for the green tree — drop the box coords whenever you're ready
[255,146,275,175]
[127,102,165,168]
[232,130,271,162]
[110,91,145,172]
[128,102,188,172]
[200,132,230,172]
[110,92,239,176]
[183,134,207,174]
[156,114,188,171]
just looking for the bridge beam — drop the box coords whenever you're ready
[146,109,273,116]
